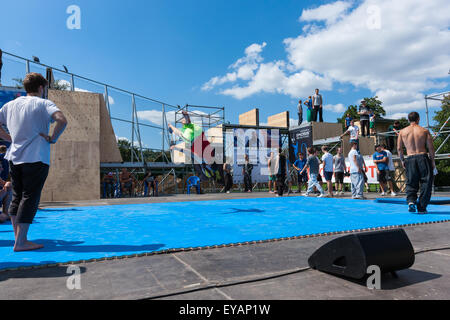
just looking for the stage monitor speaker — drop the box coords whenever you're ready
[308,229,415,279]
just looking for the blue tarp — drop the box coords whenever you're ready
[1,196,449,270]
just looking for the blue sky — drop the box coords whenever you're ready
[1,0,448,149]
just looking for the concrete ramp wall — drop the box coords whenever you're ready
[41,90,122,202]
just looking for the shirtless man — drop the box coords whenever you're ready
[397,112,435,213]
[120,168,135,196]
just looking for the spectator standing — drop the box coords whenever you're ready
[297,99,303,126]
[321,145,334,197]
[223,161,233,194]
[243,154,253,193]
[359,100,371,137]
[0,145,9,181]
[300,147,324,198]
[267,152,277,193]
[333,147,346,195]
[348,141,364,199]
[102,172,115,198]
[312,89,324,122]
[304,97,313,122]
[144,170,158,197]
[120,168,135,197]
[373,145,390,196]
[0,72,67,251]
[275,148,287,197]
[381,144,397,196]
[293,152,308,193]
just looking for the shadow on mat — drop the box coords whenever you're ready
[224,208,265,214]
[38,208,83,212]
[318,269,441,290]
[0,265,87,281]
[14,239,166,253]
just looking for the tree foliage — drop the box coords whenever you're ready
[433,95,450,187]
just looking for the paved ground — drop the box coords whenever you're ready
[1,192,449,300]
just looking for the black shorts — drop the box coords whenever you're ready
[298,172,308,183]
[335,172,344,184]
[378,170,388,183]
[324,171,333,182]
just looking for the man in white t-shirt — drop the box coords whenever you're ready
[321,145,334,197]
[348,141,364,199]
[0,72,67,252]
[340,119,360,151]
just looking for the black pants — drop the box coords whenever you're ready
[243,174,252,192]
[405,154,433,211]
[298,113,303,126]
[276,174,286,196]
[224,173,233,192]
[360,120,370,137]
[311,106,318,122]
[9,161,49,224]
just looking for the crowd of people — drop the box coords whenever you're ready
[102,168,158,198]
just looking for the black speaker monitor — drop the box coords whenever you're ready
[308,229,415,279]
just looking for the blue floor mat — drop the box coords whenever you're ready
[375,197,450,205]
[1,197,449,270]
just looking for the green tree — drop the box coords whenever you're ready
[433,95,450,187]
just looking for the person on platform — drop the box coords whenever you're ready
[387,120,402,152]
[340,119,360,150]
[312,89,324,122]
[0,72,67,251]
[304,97,313,123]
[348,141,364,199]
[243,154,253,193]
[344,113,352,131]
[297,99,303,126]
[369,111,376,136]
[359,100,371,137]
[333,147,346,195]
[293,152,308,193]
[300,147,324,198]
[321,145,334,197]
[397,112,436,213]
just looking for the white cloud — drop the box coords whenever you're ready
[324,103,346,113]
[388,113,408,119]
[202,0,450,113]
[299,1,352,25]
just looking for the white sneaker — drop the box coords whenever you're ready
[391,192,397,196]
[303,193,310,197]
[381,192,386,196]
[317,193,325,198]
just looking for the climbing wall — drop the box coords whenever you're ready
[267,111,290,128]
[41,90,121,202]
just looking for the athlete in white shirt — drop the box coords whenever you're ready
[0,73,67,252]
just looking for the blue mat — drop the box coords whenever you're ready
[375,197,450,205]
[1,197,449,270]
